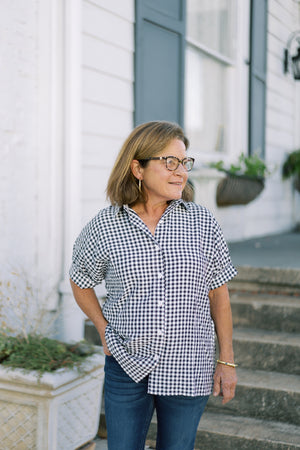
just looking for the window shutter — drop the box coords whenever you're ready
[249,0,268,157]
[135,0,186,126]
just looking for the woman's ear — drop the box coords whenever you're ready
[131,160,143,180]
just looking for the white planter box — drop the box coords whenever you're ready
[0,350,105,449]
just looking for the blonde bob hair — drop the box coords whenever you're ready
[106,121,194,206]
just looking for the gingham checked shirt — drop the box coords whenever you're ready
[70,200,237,396]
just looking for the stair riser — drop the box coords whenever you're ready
[231,303,300,332]
[207,386,300,425]
[229,280,300,296]
[229,267,300,296]
[233,340,300,375]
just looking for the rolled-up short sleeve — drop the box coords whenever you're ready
[209,217,237,290]
[69,217,108,289]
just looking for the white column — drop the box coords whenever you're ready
[59,0,84,342]
[37,0,64,309]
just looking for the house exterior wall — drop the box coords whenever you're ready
[0,0,299,342]
[213,0,300,241]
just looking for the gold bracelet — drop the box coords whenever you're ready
[217,359,238,368]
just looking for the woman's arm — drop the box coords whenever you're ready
[209,283,237,404]
[70,279,111,355]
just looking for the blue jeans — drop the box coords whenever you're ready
[104,356,209,450]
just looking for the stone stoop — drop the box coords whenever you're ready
[229,266,300,296]
[195,413,300,450]
[195,284,300,449]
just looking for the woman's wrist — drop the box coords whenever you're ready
[218,350,234,362]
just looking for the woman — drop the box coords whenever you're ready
[70,121,238,450]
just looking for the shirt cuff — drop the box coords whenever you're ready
[69,263,97,289]
[209,263,238,290]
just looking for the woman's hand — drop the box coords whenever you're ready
[209,284,237,404]
[98,322,112,356]
[70,280,112,356]
[213,363,237,404]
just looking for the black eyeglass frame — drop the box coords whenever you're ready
[138,156,195,172]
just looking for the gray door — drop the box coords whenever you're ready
[135,0,186,126]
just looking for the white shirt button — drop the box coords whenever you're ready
[158,273,163,279]
[157,330,163,336]
[158,301,163,307]
[154,355,159,361]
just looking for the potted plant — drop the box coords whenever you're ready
[209,153,269,206]
[282,149,300,192]
[0,271,105,450]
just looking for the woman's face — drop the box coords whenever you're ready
[139,138,189,205]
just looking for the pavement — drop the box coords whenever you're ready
[228,231,300,270]
[94,438,107,450]
[91,230,300,450]
[93,437,153,449]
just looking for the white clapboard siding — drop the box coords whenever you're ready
[83,70,133,111]
[267,107,294,134]
[83,2,134,51]
[82,102,132,137]
[219,0,299,241]
[86,0,134,23]
[268,1,295,26]
[268,11,294,41]
[82,167,110,201]
[266,126,295,150]
[267,90,294,117]
[82,134,124,168]
[269,0,296,18]
[81,0,134,223]
[82,169,111,224]
[83,35,133,83]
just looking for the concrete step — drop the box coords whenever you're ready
[207,369,300,426]
[233,328,300,375]
[228,266,300,295]
[196,412,300,449]
[230,292,300,332]
[146,412,300,449]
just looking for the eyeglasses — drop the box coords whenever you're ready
[138,156,195,172]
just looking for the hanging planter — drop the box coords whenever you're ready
[210,153,269,207]
[294,175,300,192]
[216,174,265,206]
[282,149,300,193]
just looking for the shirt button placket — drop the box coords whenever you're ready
[155,242,165,356]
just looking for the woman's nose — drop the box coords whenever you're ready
[175,163,187,174]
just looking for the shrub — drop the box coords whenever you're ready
[210,153,269,180]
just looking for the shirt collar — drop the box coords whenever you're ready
[114,199,190,216]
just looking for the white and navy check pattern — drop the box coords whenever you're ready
[70,200,237,396]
